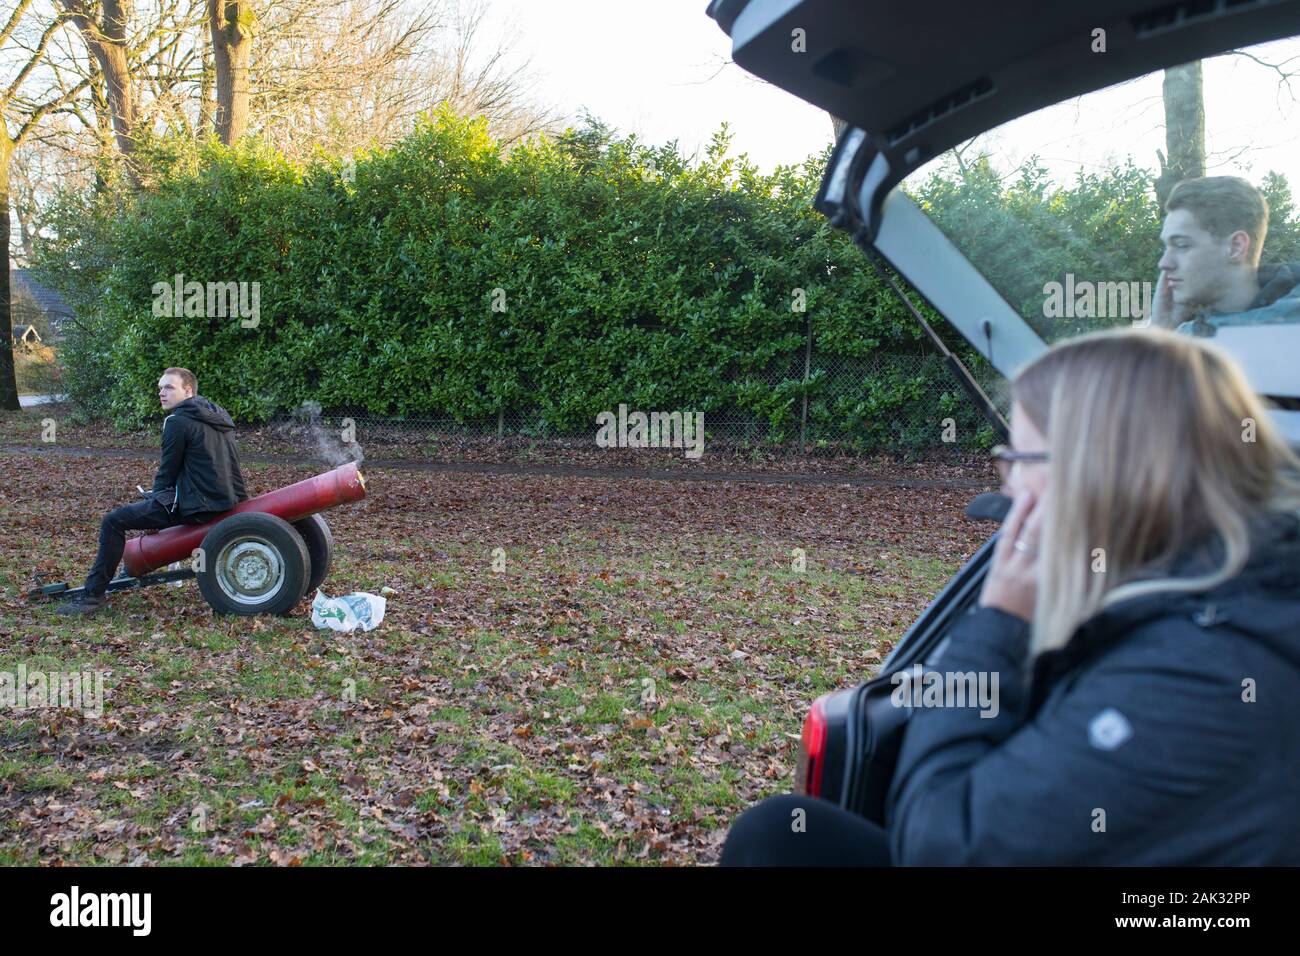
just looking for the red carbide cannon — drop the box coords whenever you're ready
[31,462,367,616]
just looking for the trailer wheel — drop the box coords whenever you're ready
[292,513,333,598]
[196,512,309,616]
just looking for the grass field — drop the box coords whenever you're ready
[0,436,991,865]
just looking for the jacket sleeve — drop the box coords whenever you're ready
[885,606,1259,865]
[152,416,186,492]
[231,456,249,502]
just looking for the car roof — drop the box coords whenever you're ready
[708,0,1300,197]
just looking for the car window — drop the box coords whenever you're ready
[899,35,1300,391]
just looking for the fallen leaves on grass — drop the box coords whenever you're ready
[0,449,991,865]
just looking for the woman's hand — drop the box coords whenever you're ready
[978,489,1044,622]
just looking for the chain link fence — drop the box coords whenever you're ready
[266,348,1008,455]
[13,280,1006,457]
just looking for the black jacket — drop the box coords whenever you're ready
[151,396,249,518]
[886,510,1300,865]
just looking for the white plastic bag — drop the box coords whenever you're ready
[310,589,386,632]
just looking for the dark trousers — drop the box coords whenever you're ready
[84,499,210,596]
[720,794,893,866]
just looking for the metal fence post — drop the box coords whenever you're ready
[800,315,812,453]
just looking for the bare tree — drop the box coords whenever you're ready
[248,0,560,158]
[1154,48,1300,207]
[1,0,89,409]
[56,0,139,154]
[27,0,206,173]
[246,0,440,156]
[131,0,207,139]
[1229,47,1300,103]
[430,0,559,145]
[10,132,74,265]
[21,0,560,170]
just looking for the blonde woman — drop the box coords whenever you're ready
[722,327,1300,865]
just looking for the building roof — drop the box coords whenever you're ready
[9,268,72,338]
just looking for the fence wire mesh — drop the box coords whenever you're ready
[12,293,1008,457]
[263,349,1008,455]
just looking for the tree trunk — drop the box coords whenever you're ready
[98,0,137,155]
[62,0,138,156]
[1155,61,1206,208]
[209,0,254,144]
[90,57,115,191]
[0,135,20,411]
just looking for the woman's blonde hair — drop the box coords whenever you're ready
[1011,326,1300,659]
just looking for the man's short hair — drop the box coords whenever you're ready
[1166,176,1270,264]
[163,367,197,395]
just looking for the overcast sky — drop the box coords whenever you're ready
[486,0,836,171]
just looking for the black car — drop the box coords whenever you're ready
[709,0,1300,823]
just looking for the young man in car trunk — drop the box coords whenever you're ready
[55,368,249,616]
[1150,175,1300,333]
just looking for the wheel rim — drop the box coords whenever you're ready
[214,535,286,606]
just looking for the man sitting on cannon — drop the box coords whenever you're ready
[55,367,248,616]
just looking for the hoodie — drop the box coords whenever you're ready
[886,509,1300,865]
[1179,260,1300,336]
[152,396,249,518]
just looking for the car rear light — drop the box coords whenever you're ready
[794,694,830,797]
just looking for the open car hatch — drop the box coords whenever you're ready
[708,0,1300,443]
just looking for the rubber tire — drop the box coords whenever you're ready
[196,512,309,616]
[292,513,334,599]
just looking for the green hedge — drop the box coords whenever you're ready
[69,109,1267,449]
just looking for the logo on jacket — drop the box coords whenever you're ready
[1087,707,1133,750]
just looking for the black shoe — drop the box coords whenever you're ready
[54,593,107,616]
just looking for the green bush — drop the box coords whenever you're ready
[61,109,1300,451]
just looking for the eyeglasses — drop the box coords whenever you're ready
[990,444,1049,482]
